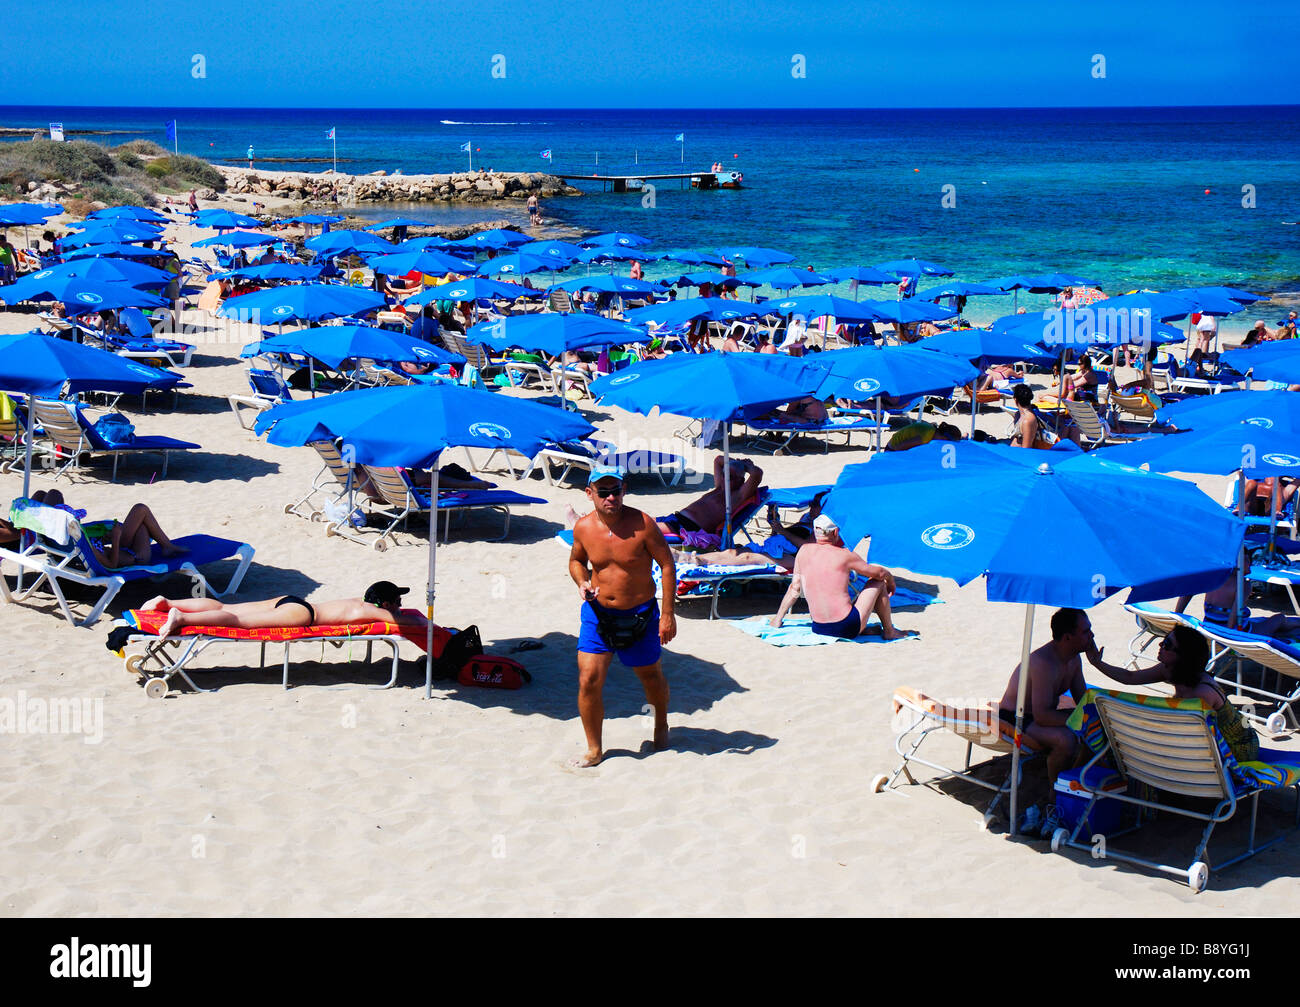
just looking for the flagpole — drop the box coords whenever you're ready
[468,143,472,173]
[332,131,337,174]
[174,122,178,155]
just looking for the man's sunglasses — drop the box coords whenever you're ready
[594,485,624,498]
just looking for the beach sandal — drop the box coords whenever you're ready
[511,639,544,653]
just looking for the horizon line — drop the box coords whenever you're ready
[2,102,1298,113]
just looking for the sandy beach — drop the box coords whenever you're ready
[1,203,1298,919]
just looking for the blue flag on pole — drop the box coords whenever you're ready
[165,120,177,142]
[540,149,552,160]
[460,141,471,152]
[326,127,335,140]
[674,133,684,142]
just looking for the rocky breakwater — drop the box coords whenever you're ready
[216,166,581,205]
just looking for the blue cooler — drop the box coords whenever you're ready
[1053,765,1127,835]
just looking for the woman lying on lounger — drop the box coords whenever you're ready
[143,580,427,639]
[0,489,186,569]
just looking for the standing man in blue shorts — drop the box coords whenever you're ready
[569,464,677,767]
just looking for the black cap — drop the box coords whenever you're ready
[364,581,409,607]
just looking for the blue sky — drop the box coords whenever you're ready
[6,0,1295,108]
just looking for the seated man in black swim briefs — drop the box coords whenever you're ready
[142,581,426,639]
[769,515,906,640]
[654,455,763,540]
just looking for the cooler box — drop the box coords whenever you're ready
[1054,765,1127,835]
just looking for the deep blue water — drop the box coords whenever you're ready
[3,105,1298,320]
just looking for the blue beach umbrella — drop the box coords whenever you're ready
[194,208,263,230]
[306,230,394,258]
[1154,388,1300,432]
[816,344,979,401]
[1098,422,1300,479]
[919,328,1057,365]
[404,277,537,307]
[367,250,475,276]
[577,247,654,265]
[0,202,61,226]
[193,230,284,250]
[18,259,173,289]
[254,383,594,696]
[580,232,653,248]
[823,440,1246,832]
[362,218,424,230]
[875,258,953,278]
[209,262,324,282]
[716,247,796,268]
[63,243,164,261]
[0,275,167,313]
[467,313,645,356]
[827,265,899,287]
[754,294,883,324]
[669,271,754,290]
[0,331,179,495]
[625,297,762,327]
[550,275,660,296]
[659,248,727,267]
[62,223,162,247]
[282,214,346,226]
[741,267,835,291]
[1018,273,1100,292]
[1173,286,1267,306]
[245,325,464,370]
[917,282,1009,300]
[217,283,387,323]
[1220,345,1300,385]
[518,240,586,264]
[476,253,555,277]
[994,309,1185,349]
[395,236,455,253]
[467,229,530,251]
[88,205,170,224]
[859,299,956,324]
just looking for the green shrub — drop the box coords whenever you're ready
[4,139,116,182]
[161,153,225,191]
[145,160,170,179]
[116,139,166,157]
[116,152,144,170]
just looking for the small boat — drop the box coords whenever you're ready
[692,171,744,190]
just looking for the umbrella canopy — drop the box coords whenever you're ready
[63,242,164,261]
[875,258,953,278]
[209,262,324,282]
[918,328,1058,365]
[859,298,956,324]
[0,275,167,313]
[550,275,661,296]
[366,250,475,276]
[466,313,645,356]
[716,246,796,268]
[362,217,424,230]
[395,236,454,253]
[1166,287,1262,314]
[217,284,387,323]
[476,253,556,276]
[826,265,899,286]
[194,208,264,230]
[741,267,835,291]
[1220,345,1300,385]
[577,247,654,264]
[466,228,530,251]
[88,205,170,224]
[753,294,884,324]
[917,282,1009,300]
[518,240,586,264]
[193,230,284,249]
[1155,388,1300,431]
[659,248,727,267]
[0,202,61,226]
[62,223,163,247]
[995,308,1185,349]
[281,214,346,225]
[1096,422,1300,479]
[245,325,464,370]
[580,231,653,248]
[404,277,537,307]
[624,297,763,327]
[253,384,594,698]
[17,259,173,289]
[815,345,980,400]
[305,230,394,258]
[669,271,754,290]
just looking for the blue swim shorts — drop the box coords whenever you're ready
[578,599,662,668]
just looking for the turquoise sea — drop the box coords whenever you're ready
[3,105,1298,326]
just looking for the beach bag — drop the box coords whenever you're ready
[430,625,484,680]
[0,393,14,425]
[92,413,135,446]
[458,655,531,689]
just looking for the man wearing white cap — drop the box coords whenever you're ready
[569,464,677,767]
[770,514,906,640]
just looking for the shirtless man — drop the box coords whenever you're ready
[143,581,426,639]
[655,455,763,542]
[569,465,677,767]
[998,607,1091,785]
[770,515,905,639]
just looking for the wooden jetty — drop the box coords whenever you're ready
[553,169,743,193]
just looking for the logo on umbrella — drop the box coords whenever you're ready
[468,421,512,440]
[75,292,103,304]
[500,265,516,273]
[610,373,640,385]
[853,378,882,396]
[1246,417,1274,429]
[34,269,53,279]
[920,523,975,550]
[273,305,293,316]
[1262,453,1300,468]
[778,300,796,309]
[413,347,435,359]
[128,364,159,377]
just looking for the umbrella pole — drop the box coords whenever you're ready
[1008,603,1036,837]
[425,461,440,700]
[1237,471,1247,630]
[1270,478,1280,559]
[723,424,733,549]
[21,401,35,499]
[875,394,883,452]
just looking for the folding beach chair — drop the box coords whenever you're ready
[283,439,372,523]
[743,411,889,454]
[1198,622,1300,735]
[874,686,1044,828]
[1048,688,1300,892]
[115,308,195,368]
[228,368,294,429]
[0,499,254,627]
[22,399,199,482]
[528,437,687,487]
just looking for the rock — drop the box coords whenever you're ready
[26,181,37,192]
[453,179,472,192]
[197,188,218,200]
[368,169,387,176]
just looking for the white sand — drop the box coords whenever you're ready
[1,216,1297,917]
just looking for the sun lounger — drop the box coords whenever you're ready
[115,607,448,697]
[228,368,294,429]
[1197,622,1300,735]
[0,499,253,627]
[20,399,199,482]
[744,411,889,454]
[528,437,687,487]
[874,685,1044,827]
[284,439,371,523]
[1050,687,1300,892]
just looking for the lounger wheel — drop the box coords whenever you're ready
[309,511,323,523]
[373,539,387,552]
[1266,712,1288,734]
[980,810,995,832]
[1050,827,1068,852]
[1188,861,1209,894]
[870,773,889,794]
[282,503,295,515]
[124,653,147,678]
[143,677,168,700]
